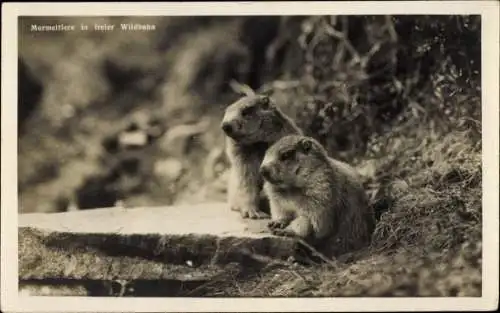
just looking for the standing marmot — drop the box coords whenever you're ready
[260,135,374,255]
[221,94,302,219]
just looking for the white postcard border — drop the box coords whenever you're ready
[2,1,499,312]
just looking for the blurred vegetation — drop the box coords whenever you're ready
[18,15,481,296]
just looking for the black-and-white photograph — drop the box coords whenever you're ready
[2,1,499,312]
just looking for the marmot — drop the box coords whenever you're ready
[221,94,302,219]
[260,135,374,255]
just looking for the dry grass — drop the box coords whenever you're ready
[371,126,481,253]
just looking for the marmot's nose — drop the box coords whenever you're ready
[260,165,271,180]
[221,122,233,135]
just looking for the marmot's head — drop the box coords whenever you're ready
[221,94,285,145]
[260,135,328,189]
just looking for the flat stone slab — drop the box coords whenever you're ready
[19,202,271,237]
[18,202,300,294]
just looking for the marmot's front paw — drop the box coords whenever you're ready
[270,227,297,238]
[240,207,270,219]
[268,220,289,230]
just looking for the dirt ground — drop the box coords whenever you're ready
[18,15,482,296]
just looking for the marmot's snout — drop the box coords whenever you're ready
[221,120,241,138]
[260,163,281,184]
[221,121,233,134]
[259,164,272,181]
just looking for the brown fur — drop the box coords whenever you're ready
[221,94,302,219]
[261,135,374,256]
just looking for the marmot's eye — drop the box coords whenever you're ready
[280,150,294,161]
[241,106,255,117]
[260,96,270,108]
[300,139,313,153]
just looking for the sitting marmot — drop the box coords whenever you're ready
[260,135,374,255]
[221,94,302,219]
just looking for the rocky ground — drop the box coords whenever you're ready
[18,15,482,296]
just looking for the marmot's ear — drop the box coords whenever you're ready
[300,138,312,153]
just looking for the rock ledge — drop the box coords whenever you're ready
[18,203,299,296]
